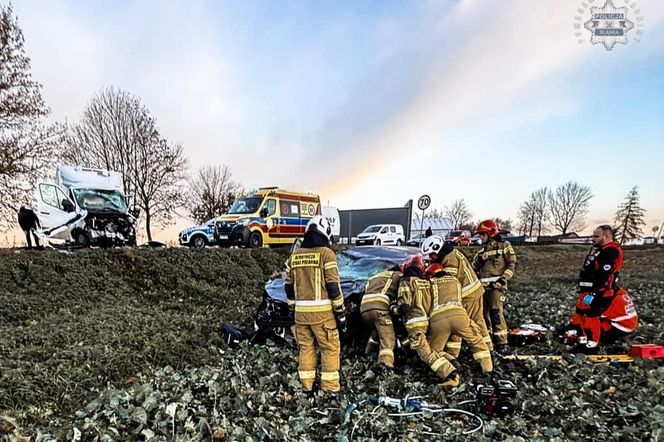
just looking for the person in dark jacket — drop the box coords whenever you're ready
[18,206,41,249]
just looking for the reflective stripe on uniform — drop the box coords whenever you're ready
[361,293,391,305]
[405,316,429,329]
[431,302,463,317]
[480,276,501,283]
[287,299,295,307]
[443,266,458,275]
[503,245,515,255]
[331,296,344,308]
[430,357,447,372]
[321,371,339,381]
[299,370,316,379]
[482,335,492,344]
[485,250,503,257]
[295,299,332,313]
[579,281,593,287]
[379,349,394,357]
[324,261,338,270]
[461,279,482,297]
[503,269,514,279]
[493,330,508,337]
[612,323,635,332]
[445,341,462,349]
[315,268,321,300]
[473,350,491,360]
[605,313,637,322]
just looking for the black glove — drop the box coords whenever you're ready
[493,277,507,289]
[337,314,347,327]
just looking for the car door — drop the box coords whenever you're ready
[389,226,397,244]
[34,182,79,239]
[261,198,278,237]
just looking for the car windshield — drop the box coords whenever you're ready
[72,189,127,213]
[228,197,263,214]
[448,230,462,237]
[363,226,382,233]
[204,218,216,225]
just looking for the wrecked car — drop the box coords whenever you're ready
[35,165,138,247]
[255,246,420,347]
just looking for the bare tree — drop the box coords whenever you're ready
[530,187,550,236]
[548,181,593,236]
[189,164,242,224]
[134,139,188,241]
[445,199,472,230]
[64,87,188,240]
[494,217,513,232]
[0,5,61,226]
[517,200,535,236]
[613,186,646,244]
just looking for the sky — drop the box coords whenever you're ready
[7,0,664,242]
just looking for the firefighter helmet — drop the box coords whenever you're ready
[424,263,444,279]
[421,235,445,256]
[475,219,500,237]
[401,255,424,272]
[306,215,332,239]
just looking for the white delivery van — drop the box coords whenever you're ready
[34,165,137,247]
[355,224,405,246]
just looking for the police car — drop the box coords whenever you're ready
[179,219,217,248]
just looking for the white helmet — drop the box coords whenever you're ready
[421,235,444,256]
[306,215,332,239]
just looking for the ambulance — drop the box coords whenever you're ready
[214,187,322,248]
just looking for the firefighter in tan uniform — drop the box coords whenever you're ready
[285,215,345,394]
[425,263,493,377]
[421,236,491,357]
[472,219,517,351]
[396,256,460,387]
[360,268,402,368]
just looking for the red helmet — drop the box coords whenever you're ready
[424,263,444,279]
[475,219,499,237]
[401,255,424,272]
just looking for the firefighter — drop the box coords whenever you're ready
[425,263,493,376]
[471,219,517,351]
[360,267,402,368]
[565,225,637,350]
[397,255,460,387]
[285,215,345,394]
[421,236,491,357]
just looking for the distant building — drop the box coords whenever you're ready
[410,217,453,239]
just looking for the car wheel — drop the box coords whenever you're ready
[73,229,91,247]
[249,231,263,248]
[396,239,402,246]
[374,238,382,246]
[192,234,207,249]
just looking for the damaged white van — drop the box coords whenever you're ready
[34,165,138,247]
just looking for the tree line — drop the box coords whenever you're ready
[0,5,241,239]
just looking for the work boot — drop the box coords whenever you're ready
[439,371,460,388]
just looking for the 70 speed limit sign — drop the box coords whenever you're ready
[418,195,431,211]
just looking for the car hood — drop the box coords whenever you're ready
[180,224,209,235]
[264,246,420,303]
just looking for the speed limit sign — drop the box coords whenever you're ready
[418,195,431,211]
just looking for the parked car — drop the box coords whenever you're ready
[179,219,216,248]
[355,224,405,246]
[470,234,482,245]
[255,246,418,346]
[406,232,426,247]
[444,230,471,246]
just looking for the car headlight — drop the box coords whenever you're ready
[237,218,250,226]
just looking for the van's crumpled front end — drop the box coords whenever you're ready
[71,188,137,246]
[254,246,419,345]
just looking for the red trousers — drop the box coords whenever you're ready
[570,289,637,345]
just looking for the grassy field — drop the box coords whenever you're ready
[1,245,662,440]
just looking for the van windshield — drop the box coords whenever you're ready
[72,189,127,213]
[363,226,382,233]
[229,197,263,214]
